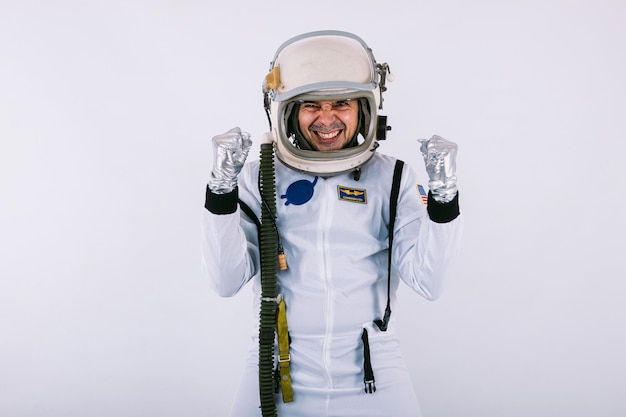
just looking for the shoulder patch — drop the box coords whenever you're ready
[337,185,367,204]
[417,184,428,206]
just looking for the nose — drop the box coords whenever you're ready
[317,103,337,124]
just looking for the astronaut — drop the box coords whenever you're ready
[202,30,463,417]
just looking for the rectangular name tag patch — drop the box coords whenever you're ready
[338,186,367,204]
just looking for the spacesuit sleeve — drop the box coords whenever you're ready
[392,165,464,300]
[201,171,260,297]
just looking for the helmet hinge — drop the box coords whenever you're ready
[376,63,392,110]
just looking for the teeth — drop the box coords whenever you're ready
[317,131,340,139]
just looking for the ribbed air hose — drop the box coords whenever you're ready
[258,141,278,417]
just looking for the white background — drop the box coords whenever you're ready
[1,1,625,416]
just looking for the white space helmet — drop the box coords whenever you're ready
[263,30,393,176]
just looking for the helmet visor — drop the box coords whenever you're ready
[281,94,373,151]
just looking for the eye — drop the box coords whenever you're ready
[300,102,321,112]
[332,100,352,110]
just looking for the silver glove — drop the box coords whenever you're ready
[418,135,458,203]
[208,127,252,194]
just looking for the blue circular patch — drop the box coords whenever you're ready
[281,177,318,206]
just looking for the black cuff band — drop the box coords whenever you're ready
[427,191,460,223]
[205,185,238,214]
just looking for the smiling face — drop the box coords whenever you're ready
[297,99,360,151]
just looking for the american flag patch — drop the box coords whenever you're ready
[417,184,428,206]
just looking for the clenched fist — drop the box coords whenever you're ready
[418,135,458,203]
[208,127,253,194]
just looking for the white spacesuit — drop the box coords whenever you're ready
[202,31,463,417]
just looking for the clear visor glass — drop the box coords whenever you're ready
[281,96,372,152]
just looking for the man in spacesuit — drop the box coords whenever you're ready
[202,30,463,417]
